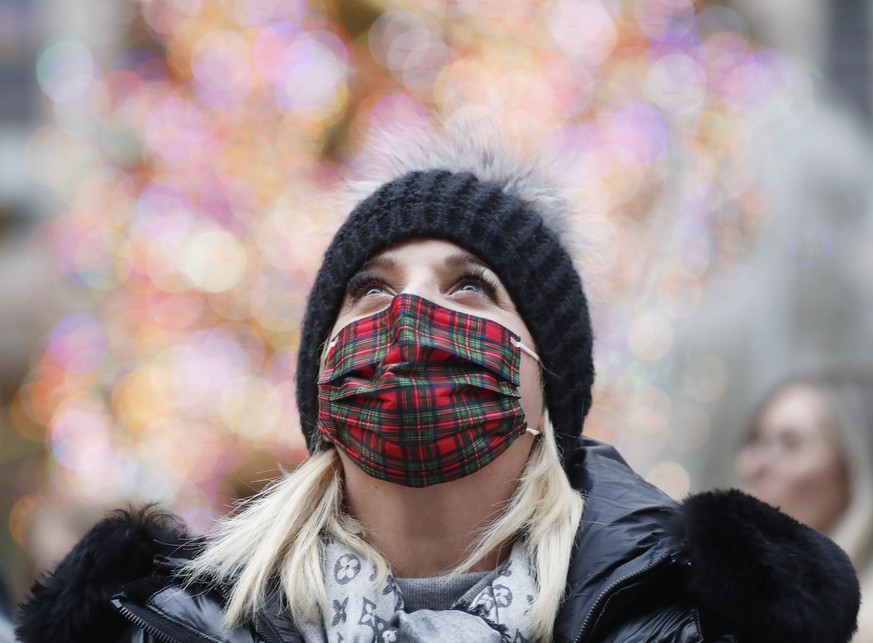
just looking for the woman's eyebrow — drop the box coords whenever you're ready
[444,252,490,271]
[358,256,397,272]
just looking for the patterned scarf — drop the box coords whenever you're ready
[297,540,538,643]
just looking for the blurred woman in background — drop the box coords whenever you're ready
[738,366,873,641]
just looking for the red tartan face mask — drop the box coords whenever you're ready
[317,293,539,487]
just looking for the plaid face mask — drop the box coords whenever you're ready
[317,293,538,487]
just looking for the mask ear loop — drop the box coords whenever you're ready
[510,338,545,438]
[511,337,560,379]
[510,337,541,363]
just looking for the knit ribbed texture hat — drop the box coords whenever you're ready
[296,166,595,465]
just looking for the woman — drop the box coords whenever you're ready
[737,367,873,642]
[17,126,860,642]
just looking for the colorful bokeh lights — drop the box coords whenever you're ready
[10,0,811,542]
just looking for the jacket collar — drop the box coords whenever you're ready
[107,438,676,643]
[554,437,683,643]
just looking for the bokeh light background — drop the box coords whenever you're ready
[3,0,844,591]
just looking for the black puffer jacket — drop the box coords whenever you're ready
[16,438,861,642]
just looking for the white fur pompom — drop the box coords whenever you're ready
[343,114,613,302]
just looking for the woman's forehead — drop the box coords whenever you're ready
[359,238,492,272]
[759,384,834,438]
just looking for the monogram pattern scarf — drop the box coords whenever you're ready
[297,539,537,643]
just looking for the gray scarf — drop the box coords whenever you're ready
[297,540,537,643]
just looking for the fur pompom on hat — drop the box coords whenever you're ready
[295,121,596,464]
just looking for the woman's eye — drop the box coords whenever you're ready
[458,281,486,294]
[453,269,499,300]
[777,432,803,453]
[354,282,388,299]
[347,272,392,301]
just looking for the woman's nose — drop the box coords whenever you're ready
[397,276,442,304]
[736,445,768,482]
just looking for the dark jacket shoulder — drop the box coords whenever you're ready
[559,437,860,643]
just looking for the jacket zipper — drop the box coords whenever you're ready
[153,556,184,573]
[212,573,283,643]
[572,553,674,643]
[114,601,185,643]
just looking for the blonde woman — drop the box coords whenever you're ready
[18,126,860,642]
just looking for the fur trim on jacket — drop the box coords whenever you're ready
[15,507,194,643]
[673,490,860,643]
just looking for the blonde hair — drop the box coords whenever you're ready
[183,414,584,642]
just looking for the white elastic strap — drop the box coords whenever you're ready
[510,337,541,363]
[525,427,542,437]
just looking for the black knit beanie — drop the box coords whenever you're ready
[296,169,594,465]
